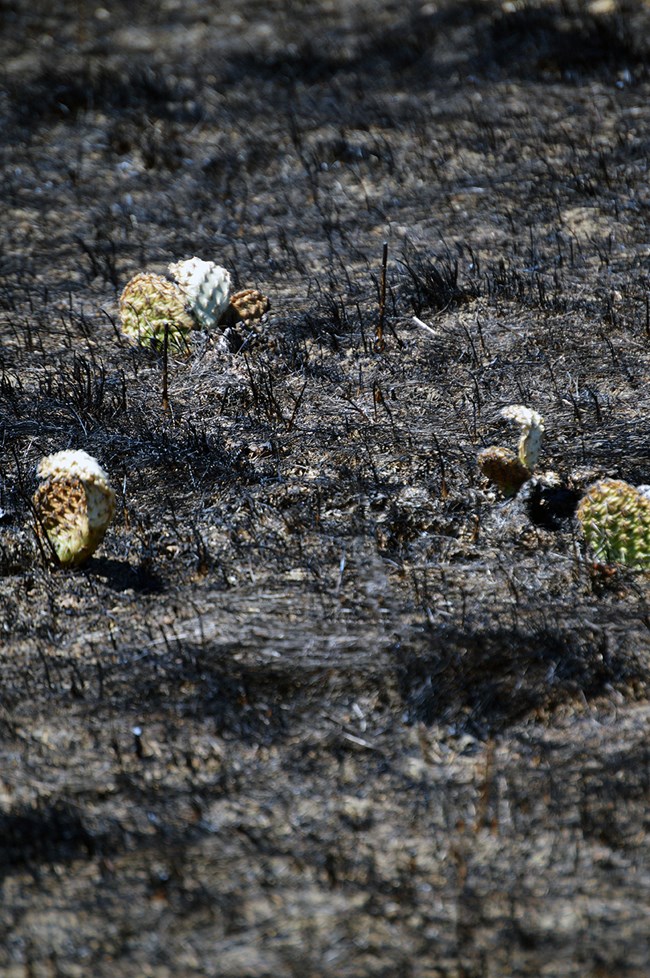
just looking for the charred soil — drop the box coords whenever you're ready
[2,1,650,975]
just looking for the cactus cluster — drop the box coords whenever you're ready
[477,408,650,572]
[33,450,116,567]
[29,259,272,570]
[118,256,269,351]
[576,478,650,570]
[34,271,650,578]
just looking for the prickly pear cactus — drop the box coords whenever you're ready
[577,478,650,570]
[33,450,116,567]
[119,273,195,351]
[168,257,232,330]
[477,446,531,497]
[479,405,544,496]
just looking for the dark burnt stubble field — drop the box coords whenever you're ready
[3,0,650,975]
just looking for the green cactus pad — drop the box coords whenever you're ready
[577,478,650,570]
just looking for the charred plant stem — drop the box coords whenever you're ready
[162,322,170,414]
[287,380,308,432]
[375,241,388,353]
[11,446,60,567]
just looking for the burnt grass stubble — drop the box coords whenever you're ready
[2,1,650,975]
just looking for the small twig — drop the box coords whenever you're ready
[162,322,170,414]
[76,0,88,45]
[286,380,308,432]
[341,732,380,751]
[375,241,388,352]
[12,446,60,568]
[474,737,497,834]
[335,552,346,593]
[412,315,438,338]
[430,430,448,499]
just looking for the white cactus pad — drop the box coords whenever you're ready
[34,450,115,566]
[37,449,111,485]
[500,405,545,470]
[168,257,232,330]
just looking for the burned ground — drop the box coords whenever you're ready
[2,0,650,974]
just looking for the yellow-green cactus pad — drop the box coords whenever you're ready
[168,257,232,331]
[577,478,650,570]
[478,445,532,497]
[33,450,116,566]
[119,272,195,351]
